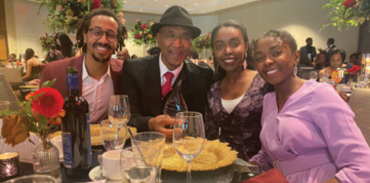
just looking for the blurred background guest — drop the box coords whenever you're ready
[22,48,43,81]
[319,48,346,79]
[299,37,316,67]
[146,46,161,56]
[326,37,336,52]
[55,32,74,58]
[130,54,138,59]
[314,50,327,70]
[116,47,130,61]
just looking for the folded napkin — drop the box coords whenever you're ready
[240,169,289,183]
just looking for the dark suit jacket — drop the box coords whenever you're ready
[121,54,214,132]
[40,55,123,98]
[299,46,316,67]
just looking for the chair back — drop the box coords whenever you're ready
[349,88,370,146]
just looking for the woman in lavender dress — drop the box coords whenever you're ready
[205,20,268,161]
[250,30,370,182]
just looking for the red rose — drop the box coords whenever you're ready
[142,24,147,29]
[343,0,355,8]
[43,37,46,40]
[136,33,141,39]
[31,87,64,118]
[92,0,101,9]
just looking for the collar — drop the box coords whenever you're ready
[82,54,111,80]
[159,53,183,79]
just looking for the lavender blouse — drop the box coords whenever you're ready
[250,80,370,182]
[205,73,267,161]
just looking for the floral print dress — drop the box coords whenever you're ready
[205,73,267,161]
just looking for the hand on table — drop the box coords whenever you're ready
[148,115,174,139]
[27,79,40,85]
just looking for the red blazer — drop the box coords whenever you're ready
[40,55,123,98]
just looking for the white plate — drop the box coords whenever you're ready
[89,166,122,183]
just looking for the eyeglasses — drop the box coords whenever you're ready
[159,31,192,43]
[88,27,118,42]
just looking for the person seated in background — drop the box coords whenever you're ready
[22,48,43,81]
[250,29,370,183]
[116,47,130,61]
[40,8,128,124]
[147,46,161,56]
[318,48,346,80]
[130,54,138,59]
[55,32,74,58]
[314,50,326,70]
[1,53,17,67]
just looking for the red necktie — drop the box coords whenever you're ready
[162,72,174,98]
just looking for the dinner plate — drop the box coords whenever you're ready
[89,166,122,183]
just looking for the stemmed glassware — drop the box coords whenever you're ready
[108,95,130,150]
[309,71,318,81]
[163,80,188,118]
[172,112,205,183]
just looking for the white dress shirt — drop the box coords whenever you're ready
[159,53,183,87]
[82,56,114,123]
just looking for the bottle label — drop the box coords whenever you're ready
[86,114,92,166]
[62,132,73,169]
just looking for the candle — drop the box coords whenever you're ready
[0,152,19,181]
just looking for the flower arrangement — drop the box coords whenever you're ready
[322,0,370,30]
[39,33,56,52]
[192,32,212,52]
[36,0,124,33]
[130,19,157,46]
[0,79,65,147]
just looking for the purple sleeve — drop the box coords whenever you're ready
[204,91,219,140]
[311,84,370,182]
[249,148,274,172]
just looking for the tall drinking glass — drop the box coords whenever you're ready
[0,101,10,118]
[131,132,165,182]
[120,146,157,183]
[173,112,205,183]
[100,119,127,150]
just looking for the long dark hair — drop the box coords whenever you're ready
[55,32,73,57]
[326,47,346,68]
[211,20,249,81]
[25,48,35,61]
[75,8,128,53]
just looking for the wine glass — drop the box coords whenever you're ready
[120,146,157,183]
[173,112,205,183]
[100,119,127,151]
[109,95,130,126]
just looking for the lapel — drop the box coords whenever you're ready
[145,56,162,116]
[110,58,123,94]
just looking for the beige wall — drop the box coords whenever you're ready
[5,0,359,60]
[217,0,359,59]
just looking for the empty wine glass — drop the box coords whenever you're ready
[173,112,205,183]
[100,119,127,151]
[109,95,130,126]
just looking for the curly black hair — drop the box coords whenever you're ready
[75,8,128,53]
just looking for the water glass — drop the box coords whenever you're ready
[309,71,318,80]
[109,95,130,126]
[131,132,165,182]
[0,101,10,118]
[120,146,157,183]
[100,119,127,151]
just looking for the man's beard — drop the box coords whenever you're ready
[92,53,111,63]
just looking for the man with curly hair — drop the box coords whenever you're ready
[40,8,128,123]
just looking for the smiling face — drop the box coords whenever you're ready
[84,15,118,63]
[213,27,247,73]
[254,36,299,86]
[156,26,192,70]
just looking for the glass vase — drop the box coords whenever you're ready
[32,139,61,179]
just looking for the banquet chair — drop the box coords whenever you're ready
[348,88,370,146]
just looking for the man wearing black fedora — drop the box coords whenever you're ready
[121,5,214,138]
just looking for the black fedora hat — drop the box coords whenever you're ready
[151,5,201,39]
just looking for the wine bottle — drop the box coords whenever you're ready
[62,67,92,180]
